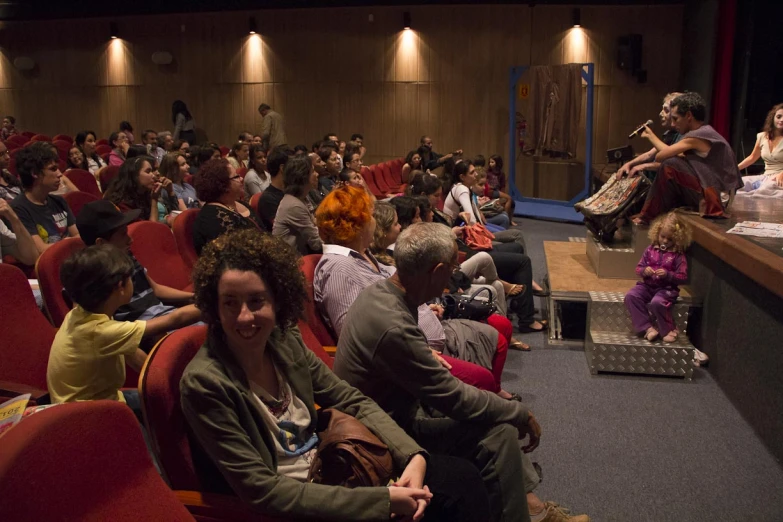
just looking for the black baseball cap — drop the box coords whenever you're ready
[75,200,141,245]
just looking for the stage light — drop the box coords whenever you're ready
[403,11,412,30]
[572,8,581,28]
[110,22,119,39]
[248,16,258,35]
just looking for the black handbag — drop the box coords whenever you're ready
[441,287,497,322]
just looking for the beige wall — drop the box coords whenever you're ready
[0,5,682,179]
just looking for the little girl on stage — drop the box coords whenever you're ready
[624,211,692,344]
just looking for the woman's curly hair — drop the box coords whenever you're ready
[315,185,373,245]
[648,211,692,253]
[192,229,307,331]
[762,103,783,141]
[194,158,231,203]
[370,200,396,266]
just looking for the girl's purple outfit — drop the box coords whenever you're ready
[624,245,687,337]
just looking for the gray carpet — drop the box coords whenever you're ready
[505,218,783,522]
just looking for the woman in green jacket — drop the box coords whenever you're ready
[180,228,491,522]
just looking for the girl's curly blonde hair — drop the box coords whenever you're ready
[648,211,692,253]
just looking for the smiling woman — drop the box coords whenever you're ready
[181,228,490,521]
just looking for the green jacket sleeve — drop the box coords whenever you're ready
[374,323,530,429]
[180,365,392,521]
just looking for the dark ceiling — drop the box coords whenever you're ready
[1,0,684,22]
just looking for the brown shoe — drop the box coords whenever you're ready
[539,501,590,522]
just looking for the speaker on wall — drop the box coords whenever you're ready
[617,34,642,71]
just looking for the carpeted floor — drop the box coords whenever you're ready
[506,218,783,522]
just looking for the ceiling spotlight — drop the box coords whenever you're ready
[110,22,119,39]
[248,16,258,35]
[572,8,581,28]
[403,11,412,30]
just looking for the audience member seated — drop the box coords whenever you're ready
[482,154,517,226]
[0,198,38,266]
[65,145,85,172]
[409,172,546,330]
[238,131,253,145]
[334,222,590,522]
[46,244,194,414]
[142,129,166,166]
[338,157,375,201]
[11,142,79,257]
[75,200,201,348]
[0,141,22,202]
[616,92,683,181]
[227,141,249,171]
[470,166,511,229]
[104,156,175,224]
[190,143,221,177]
[339,147,364,186]
[272,155,322,255]
[181,228,489,522]
[108,131,130,167]
[737,102,783,197]
[1,115,17,140]
[252,134,263,145]
[119,120,135,144]
[402,149,423,183]
[160,152,199,209]
[385,197,523,320]
[243,143,270,198]
[419,135,462,171]
[173,139,190,157]
[317,143,341,194]
[75,130,107,177]
[629,92,741,224]
[255,147,289,230]
[351,132,366,159]
[313,186,517,398]
[192,158,264,255]
[444,159,509,230]
[293,144,309,155]
[158,130,174,152]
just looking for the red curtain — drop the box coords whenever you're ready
[710,0,737,139]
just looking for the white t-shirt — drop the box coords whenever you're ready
[244,169,271,199]
[443,183,479,224]
[0,218,18,261]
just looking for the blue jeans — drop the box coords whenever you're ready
[486,213,510,229]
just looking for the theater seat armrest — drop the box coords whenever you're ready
[322,346,337,355]
[175,491,292,522]
[0,380,49,402]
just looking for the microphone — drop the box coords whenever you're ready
[629,120,654,139]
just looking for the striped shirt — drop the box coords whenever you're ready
[313,244,447,348]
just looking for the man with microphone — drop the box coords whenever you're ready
[624,92,741,224]
[616,92,683,180]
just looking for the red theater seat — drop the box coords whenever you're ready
[129,220,193,291]
[99,165,120,192]
[172,208,200,271]
[21,131,36,139]
[65,168,102,197]
[96,138,109,146]
[0,264,55,402]
[299,254,336,348]
[0,401,196,522]
[52,134,73,143]
[362,165,385,197]
[35,237,85,327]
[52,139,71,154]
[63,190,100,218]
[95,144,112,156]
[30,134,51,143]
[6,135,27,148]
[139,326,289,521]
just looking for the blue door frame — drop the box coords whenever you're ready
[508,63,594,223]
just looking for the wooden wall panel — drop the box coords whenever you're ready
[0,4,683,176]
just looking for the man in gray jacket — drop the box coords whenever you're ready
[335,222,589,522]
[258,103,287,152]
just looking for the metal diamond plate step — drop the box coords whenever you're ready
[588,291,690,333]
[568,237,587,243]
[586,331,695,380]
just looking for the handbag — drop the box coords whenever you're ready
[307,408,394,488]
[463,223,495,251]
[441,287,497,322]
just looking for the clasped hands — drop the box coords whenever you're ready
[643,267,668,278]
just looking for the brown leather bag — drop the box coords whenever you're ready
[307,408,394,488]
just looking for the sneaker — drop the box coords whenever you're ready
[539,502,590,522]
[693,348,709,366]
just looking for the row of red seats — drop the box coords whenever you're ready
[361,158,406,198]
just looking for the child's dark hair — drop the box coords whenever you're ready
[489,154,503,172]
[473,155,486,167]
[413,195,432,222]
[61,245,134,312]
[390,196,420,230]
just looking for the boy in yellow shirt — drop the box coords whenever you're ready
[46,244,196,412]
